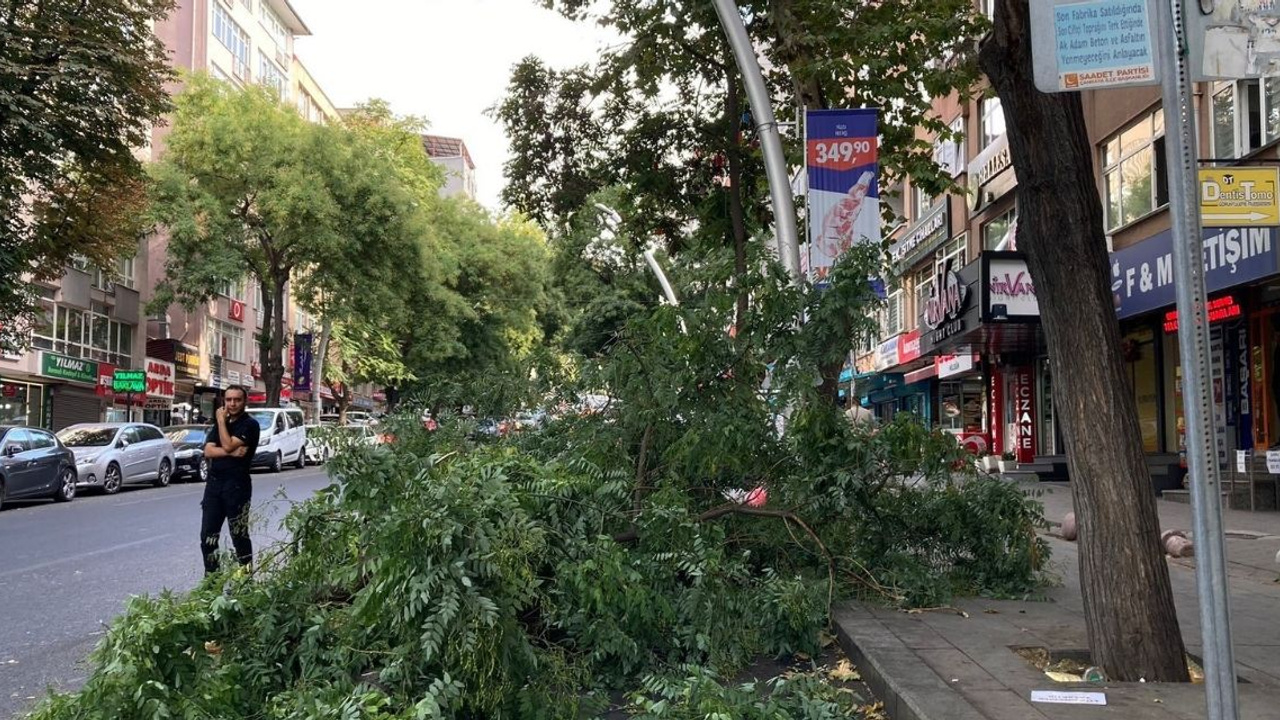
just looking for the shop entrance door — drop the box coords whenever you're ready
[1248,310,1280,450]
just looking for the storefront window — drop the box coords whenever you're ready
[1123,328,1160,453]
[0,382,44,427]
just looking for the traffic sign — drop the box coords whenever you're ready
[1198,167,1280,227]
[112,369,146,394]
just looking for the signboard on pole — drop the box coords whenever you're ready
[804,109,879,284]
[112,370,146,394]
[1030,0,1162,92]
[294,333,313,393]
[1188,0,1280,79]
[1199,167,1280,226]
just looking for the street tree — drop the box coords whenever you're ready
[501,0,986,395]
[0,0,175,341]
[149,76,425,407]
[293,102,451,418]
[979,0,1188,681]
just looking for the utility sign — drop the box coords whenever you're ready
[1030,0,1161,92]
[1199,167,1280,226]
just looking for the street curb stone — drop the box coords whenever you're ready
[832,606,987,720]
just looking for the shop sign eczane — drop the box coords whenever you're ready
[1110,225,1280,319]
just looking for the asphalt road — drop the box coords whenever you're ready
[0,465,334,718]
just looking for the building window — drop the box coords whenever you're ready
[913,182,935,220]
[260,3,288,49]
[207,319,245,364]
[1102,109,1168,230]
[115,256,136,289]
[980,97,1005,150]
[1211,78,1280,159]
[982,207,1017,251]
[32,299,133,366]
[212,4,250,77]
[209,62,235,85]
[885,287,904,336]
[258,50,287,100]
[913,266,933,326]
[217,278,245,301]
[936,233,967,275]
[935,116,966,178]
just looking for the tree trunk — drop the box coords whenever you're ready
[259,275,287,407]
[980,0,1188,682]
[726,69,750,331]
[314,317,333,422]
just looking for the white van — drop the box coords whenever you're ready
[247,408,307,472]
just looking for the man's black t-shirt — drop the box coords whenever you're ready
[205,413,260,483]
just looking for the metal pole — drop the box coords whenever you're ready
[644,249,680,307]
[1156,0,1238,715]
[711,0,802,282]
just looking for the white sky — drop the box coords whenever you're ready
[292,0,620,211]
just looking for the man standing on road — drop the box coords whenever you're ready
[200,385,260,575]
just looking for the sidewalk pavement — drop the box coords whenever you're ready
[832,479,1280,720]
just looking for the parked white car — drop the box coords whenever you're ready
[248,408,307,473]
[57,423,177,494]
[304,424,380,465]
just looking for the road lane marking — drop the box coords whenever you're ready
[0,535,172,581]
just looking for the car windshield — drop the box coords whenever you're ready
[56,427,117,447]
[166,428,207,444]
[248,411,275,430]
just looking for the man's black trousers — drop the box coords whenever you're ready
[200,478,253,574]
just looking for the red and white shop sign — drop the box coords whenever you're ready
[1011,366,1037,464]
[229,300,246,322]
[145,358,175,401]
[897,330,921,365]
[936,353,977,379]
[95,363,115,397]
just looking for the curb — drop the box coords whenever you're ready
[832,605,986,720]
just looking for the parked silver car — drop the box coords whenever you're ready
[56,423,176,494]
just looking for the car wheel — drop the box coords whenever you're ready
[294,447,306,469]
[154,459,172,488]
[102,463,123,494]
[271,451,283,473]
[53,466,76,502]
[198,457,209,482]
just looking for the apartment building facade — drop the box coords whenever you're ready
[0,0,356,431]
[422,135,478,201]
[855,54,1280,488]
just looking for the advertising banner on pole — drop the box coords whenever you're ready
[293,333,313,393]
[804,109,879,285]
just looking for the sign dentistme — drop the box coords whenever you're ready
[1199,167,1280,226]
[803,109,880,283]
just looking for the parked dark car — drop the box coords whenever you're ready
[0,425,77,508]
[163,425,211,482]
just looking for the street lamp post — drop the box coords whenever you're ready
[710,0,802,283]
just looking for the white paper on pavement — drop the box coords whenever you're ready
[1030,690,1107,705]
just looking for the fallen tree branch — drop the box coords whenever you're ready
[612,502,837,616]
